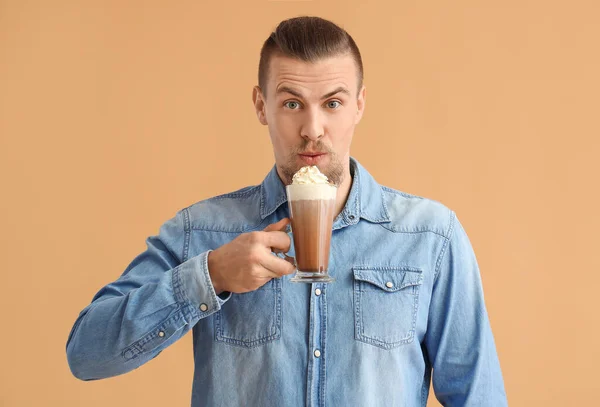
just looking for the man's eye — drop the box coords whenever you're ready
[284,101,301,109]
[326,101,341,109]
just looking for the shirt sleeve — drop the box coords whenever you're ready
[425,212,508,406]
[66,208,231,381]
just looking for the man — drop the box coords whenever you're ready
[67,16,507,406]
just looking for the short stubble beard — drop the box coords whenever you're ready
[278,140,344,186]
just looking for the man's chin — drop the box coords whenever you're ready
[279,155,343,185]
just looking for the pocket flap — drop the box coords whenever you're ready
[353,267,423,292]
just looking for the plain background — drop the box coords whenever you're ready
[1,0,599,406]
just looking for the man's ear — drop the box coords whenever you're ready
[355,85,366,125]
[252,86,268,125]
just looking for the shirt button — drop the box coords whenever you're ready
[385,282,394,288]
[158,331,165,338]
[315,288,322,296]
[349,215,355,220]
[314,349,321,358]
[200,303,208,312]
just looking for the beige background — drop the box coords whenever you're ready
[1,0,599,406]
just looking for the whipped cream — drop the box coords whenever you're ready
[287,166,336,201]
[292,166,330,185]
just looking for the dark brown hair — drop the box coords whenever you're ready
[258,16,363,94]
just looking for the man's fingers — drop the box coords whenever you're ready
[263,218,290,233]
[263,231,292,253]
[260,252,296,277]
[261,218,292,253]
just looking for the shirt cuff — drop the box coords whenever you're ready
[173,250,232,317]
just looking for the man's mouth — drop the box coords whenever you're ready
[298,152,327,165]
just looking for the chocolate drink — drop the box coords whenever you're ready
[286,182,337,281]
[289,198,336,273]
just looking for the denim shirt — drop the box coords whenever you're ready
[67,158,507,407]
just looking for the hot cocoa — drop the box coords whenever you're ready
[285,166,337,283]
[288,197,335,273]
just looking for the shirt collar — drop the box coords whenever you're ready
[260,157,390,225]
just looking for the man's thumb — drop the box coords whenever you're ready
[263,218,290,233]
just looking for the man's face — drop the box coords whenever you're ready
[253,53,366,186]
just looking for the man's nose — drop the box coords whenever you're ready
[300,108,324,141]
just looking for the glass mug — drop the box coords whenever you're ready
[277,183,337,283]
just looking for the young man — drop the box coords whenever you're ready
[67,16,507,406]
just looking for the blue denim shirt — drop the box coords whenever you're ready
[67,158,507,407]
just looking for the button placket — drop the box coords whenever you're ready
[309,283,327,406]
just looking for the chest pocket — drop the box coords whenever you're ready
[353,266,423,350]
[214,278,282,348]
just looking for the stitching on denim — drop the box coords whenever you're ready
[272,278,282,335]
[214,281,282,348]
[306,287,315,406]
[359,285,365,339]
[172,266,201,321]
[190,226,256,232]
[379,187,453,236]
[381,186,425,200]
[200,251,219,314]
[182,208,191,262]
[446,209,456,237]
[172,266,187,305]
[353,267,423,290]
[434,211,455,283]
[214,311,221,341]
[174,267,200,320]
[354,279,360,342]
[259,175,289,219]
[137,311,185,349]
[357,330,416,350]
[261,195,288,219]
[360,215,388,223]
[122,348,137,360]
[185,186,259,217]
[276,278,282,335]
[360,186,392,223]
[190,217,269,232]
[355,276,422,291]
[209,186,260,200]
[380,188,391,220]
[412,284,420,338]
[320,284,328,407]
[378,223,451,238]
[353,265,422,272]
[421,359,431,406]
[214,332,281,348]
[122,310,186,359]
[260,184,265,217]
[353,277,421,350]
[182,303,198,322]
[354,182,360,217]
[356,317,415,346]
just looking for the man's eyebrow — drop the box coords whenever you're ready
[321,87,350,100]
[276,86,304,99]
[275,86,351,100]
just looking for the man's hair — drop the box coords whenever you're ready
[258,16,363,94]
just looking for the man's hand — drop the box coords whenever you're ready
[207,218,295,294]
